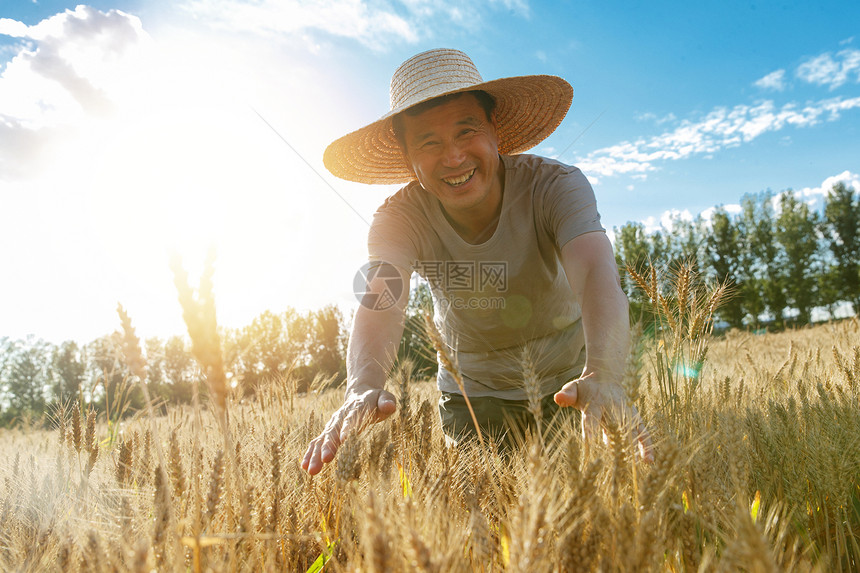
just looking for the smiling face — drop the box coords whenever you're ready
[399,93,504,225]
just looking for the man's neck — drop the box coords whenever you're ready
[441,162,505,245]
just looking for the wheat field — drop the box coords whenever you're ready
[1,267,859,572]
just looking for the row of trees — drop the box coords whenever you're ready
[0,305,348,427]
[614,182,859,329]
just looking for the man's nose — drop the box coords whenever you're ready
[440,139,466,167]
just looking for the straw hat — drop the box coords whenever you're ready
[323,48,573,185]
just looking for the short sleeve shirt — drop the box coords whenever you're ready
[368,153,604,399]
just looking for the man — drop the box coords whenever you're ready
[302,49,651,475]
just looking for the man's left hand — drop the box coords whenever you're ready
[554,372,653,462]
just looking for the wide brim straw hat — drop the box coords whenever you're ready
[323,48,573,185]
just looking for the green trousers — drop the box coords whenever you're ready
[438,391,575,447]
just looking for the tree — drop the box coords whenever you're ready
[665,214,705,273]
[775,191,820,325]
[233,309,316,393]
[817,265,843,320]
[51,340,87,403]
[163,336,195,404]
[1,336,51,422]
[144,337,173,405]
[0,337,11,421]
[308,305,348,382]
[823,181,860,315]
[744,192,788,328]
[86,333,144,417]
[705,207,745,328]
[613,221,653,316]
[235,310,291,393]
[737,194,767,328]
[649,229,672,269]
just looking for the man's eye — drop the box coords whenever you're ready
[420,141,440,150]
[459,128,476,137]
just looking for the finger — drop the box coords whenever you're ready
[553,380,579,408]
[301,438,317,471]
[375,390,397,420]
[320,427,342,464]
[305,440,326,476]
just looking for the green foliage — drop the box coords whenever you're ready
[705,207,745,328]
[230,305,347,394]
[775,191,821,325]
[0,304,351,427]
[51,340,86,403]
[308,305,348,382]
[742,191,788,327]
[823,182,860,314]
[234,310,297,393]
[616,182,858,331]
[163,335,195,404]
[614,221,652,317]
[0,335,51,424]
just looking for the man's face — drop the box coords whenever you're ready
[400,93,502,217]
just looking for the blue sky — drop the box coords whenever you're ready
[1,0,859,343]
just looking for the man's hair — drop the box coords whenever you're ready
[391,90,497,151]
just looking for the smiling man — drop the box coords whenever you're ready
[302,49,651,475]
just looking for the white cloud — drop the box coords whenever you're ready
[797,170,860,199]
[577,96,860,179]
[754,171,855,215]
[661,209,693,230]
[180,0,417,48]
[0,6,150,179]
[635,111,677,125]
[640,208,693,234]
[796,48,860,89]
[641,171,853,233]
[641,215,658,233]
[583,46,860,181]
[754,69,786,91]
[635,171,854,234]
[0,18,31,37]
[179,0,531,50]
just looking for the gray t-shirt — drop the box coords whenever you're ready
[368,153,604,399]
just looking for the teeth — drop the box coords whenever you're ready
[443,169,475,186]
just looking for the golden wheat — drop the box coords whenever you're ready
[1,267,860,571]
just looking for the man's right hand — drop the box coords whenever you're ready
[301,387,397,475]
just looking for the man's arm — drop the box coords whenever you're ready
[301,267,409,475]
[553,231,653,461]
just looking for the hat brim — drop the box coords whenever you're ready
[323,75,573,185]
